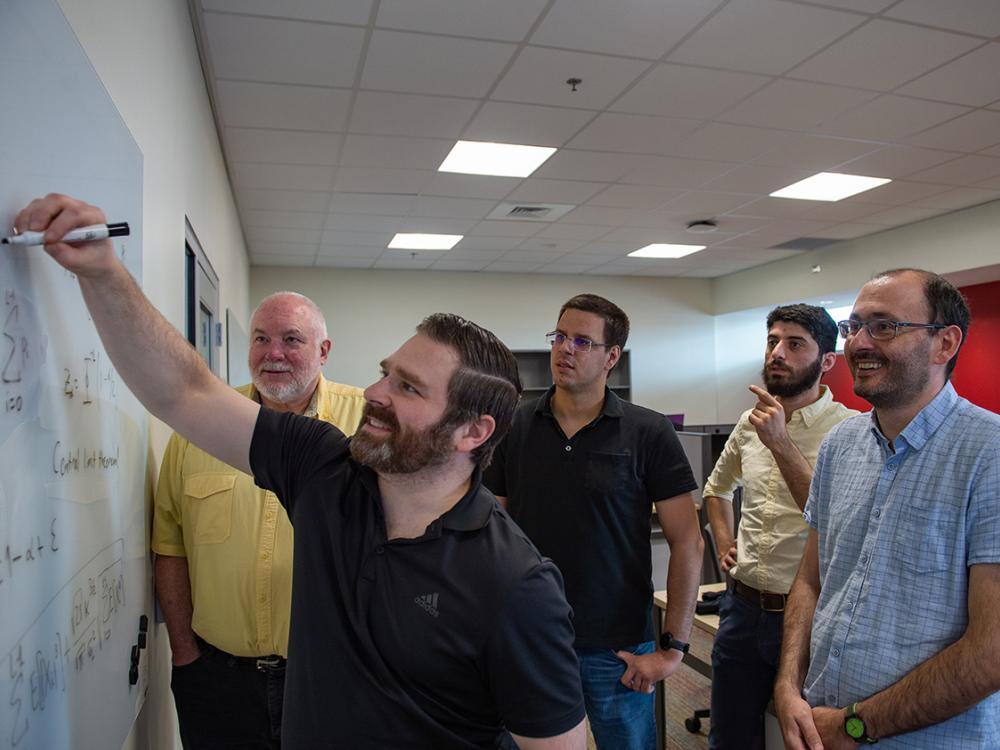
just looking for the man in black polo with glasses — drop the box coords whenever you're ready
[484,294,703,750]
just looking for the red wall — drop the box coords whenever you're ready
[823,279,1000,414]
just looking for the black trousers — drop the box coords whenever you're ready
[170,638,285,750]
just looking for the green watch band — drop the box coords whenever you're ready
[844,702,878,744]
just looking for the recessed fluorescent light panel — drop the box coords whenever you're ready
[629,244,705,259]
[770,172,891,202]
[388,233,462,250]
[438,140,557,178]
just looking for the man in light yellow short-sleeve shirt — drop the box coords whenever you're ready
[152,292,364,749]
[704,304,857,750]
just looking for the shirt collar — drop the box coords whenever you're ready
[536,385,624,419]
[794,385,834,428]
[868,381,958,451]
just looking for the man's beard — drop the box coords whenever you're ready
[350,404,456,474]
[849,339,931,410]
[761,355,823,399]
[253,363,311,405]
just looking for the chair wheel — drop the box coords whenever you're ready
[685,717,701,733]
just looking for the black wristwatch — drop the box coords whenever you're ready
[659,631,689,654]
[844,702,877,744]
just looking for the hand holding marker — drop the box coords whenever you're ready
[2,222,130,245]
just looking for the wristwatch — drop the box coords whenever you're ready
[844,702,877,744]
[659,631,689,654]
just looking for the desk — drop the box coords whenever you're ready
[652,582,725,749]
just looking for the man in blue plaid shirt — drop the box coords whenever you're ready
[774,268,1000,749]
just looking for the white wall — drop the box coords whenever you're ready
[250,268,721,425]
[56,0,250,748]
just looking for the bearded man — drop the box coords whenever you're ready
[153,292,365,749]
[704,304,857,749]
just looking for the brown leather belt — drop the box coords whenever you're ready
[733,580,787,612]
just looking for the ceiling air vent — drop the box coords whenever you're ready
[486,202,576,221]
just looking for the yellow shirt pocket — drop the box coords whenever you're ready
[183,472,236,545]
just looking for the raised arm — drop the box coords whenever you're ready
[15,194,258,471]
[747,385,814,510]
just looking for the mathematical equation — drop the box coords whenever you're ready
[0,518,58,589]
[62,349,117,405]
[1,540,125,749]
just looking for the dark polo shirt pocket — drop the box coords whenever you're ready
[583,451,633,496]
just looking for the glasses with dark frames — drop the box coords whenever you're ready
[545,331,610,353]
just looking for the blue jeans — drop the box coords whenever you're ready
[576,641,657,750]
[709,590,784,750]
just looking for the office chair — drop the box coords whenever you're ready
[685,522,721,734]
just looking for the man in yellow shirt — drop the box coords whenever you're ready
[152,292,364,749]
[704,304,857,750]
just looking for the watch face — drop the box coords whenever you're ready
[845,716,865,739]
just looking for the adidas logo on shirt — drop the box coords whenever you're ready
[414,592,439,618]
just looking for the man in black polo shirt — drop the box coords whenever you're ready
[20,194,587,750]
[484,294,703,750]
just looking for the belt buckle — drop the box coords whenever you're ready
[256,656,282,672]
[759,591,784,613]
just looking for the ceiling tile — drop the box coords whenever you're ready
[202,0,373,25]
[242,210,327,229]
[328,193,415,214]
[517,237,585,252]
[587,184,686,210]
[906,155,1000,186]
[483,261,547,273]
[670,0,866,75]
[701,164,813,194]
[884,0,1000,37]
[314,257,377,268]
[375,255,439,269]
[621,156,736,188]
[320,230,392,246]
[859,205,947,227]
[361,30,515,97]
[225,128,342,165]
[795,200,886,223]
[817,95,969,141]
[905,110,1000,152]
[612,64,769,118]
[837,146,960,179]
[398,218,479,234]
[349,92,479,138]
[409,196,498,219]
[667,123,791,162]
[430,258,494,271]
[463,102,595,147]
[911,186,1000,210]
[231,162,335,191]
[534,150,646,182]
[468,220,544,237]
[898,44,1000,107]
[734,196,833,219]
[850,180,951,206]
[536,263,600,275]
[492,47,650,110]
[249,240,318,256]
[720,79,877,130]
[421,173,522,199]
[333,167,432,194]
[789,19,981,91]
[805,222,884,239]
[245,225,323,244]
[534,224,611,241]
[324,214,405,232]
[506,178,607,204]
[797,0,894,11]
[215,80,351,131]
[531,0,721,59]
[499,249,566,263]
[237,188,332,212]
[751,134,880,171]
[204,13,364,86]
[658,190,757,219]
[559,205,650,226]
[252,254,318,267]
[316,243,384,257]
[568,112,703,153]
[376,0,547,41]
[456,236,527,250]
[340,135,454,169]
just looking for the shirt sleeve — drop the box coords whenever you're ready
[151,432,188,557]
[702,417,745,502]
[250,407,349,517]
[485,562,585,739]
[644,417,699,502]
[803,434,833,529]
[966,440,1000,566]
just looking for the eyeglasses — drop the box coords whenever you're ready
[837,319,947,341]
[545,331,610,353]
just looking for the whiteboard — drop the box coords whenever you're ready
[0,1,149,748]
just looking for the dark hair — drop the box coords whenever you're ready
[766,304,838,355]
[872,269,970,378]
[558,294,630,350]
[416,313,522,468]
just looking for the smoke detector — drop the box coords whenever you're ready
[686,219,718,234]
